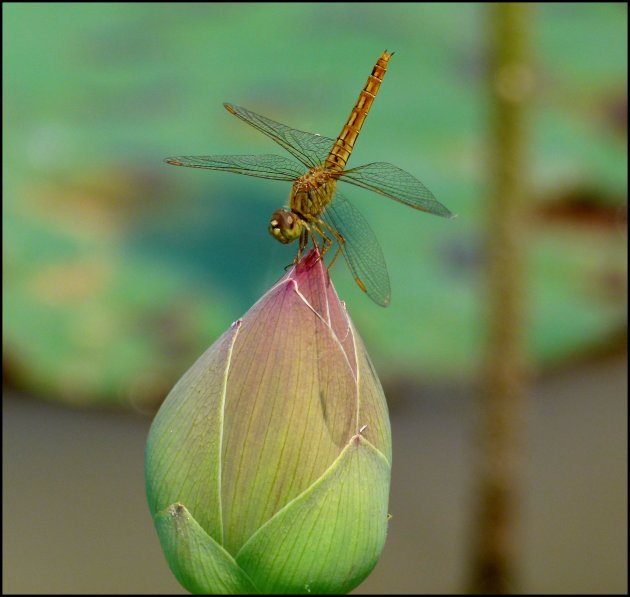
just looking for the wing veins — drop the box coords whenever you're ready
[339,161,454,218]
[164,154,303,181]
[321,191,391,307]
[224,103,334,169]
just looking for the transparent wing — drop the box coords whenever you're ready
[339,162,455,218]
[224,103,335,169]
[164,154,304,181]
[321,191,391,307]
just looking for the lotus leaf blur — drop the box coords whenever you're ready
[145,250,392,594]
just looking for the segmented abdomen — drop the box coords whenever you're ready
[324,50,393,172]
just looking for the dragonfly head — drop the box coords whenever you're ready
[269,209,302,244]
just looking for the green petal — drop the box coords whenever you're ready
[235,434,391,595]
[154,503,259,594]
[145,321,242,543]
[220,280,359,553]
[353,321,392,464]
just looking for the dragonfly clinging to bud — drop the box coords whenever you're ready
[165,50,454,306]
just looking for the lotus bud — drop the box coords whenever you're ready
[145,249,392,594]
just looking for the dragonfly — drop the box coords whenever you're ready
[165,50,454,306]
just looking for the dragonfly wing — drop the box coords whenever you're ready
[164,154,304,181]
[339,162,455,218]
[322,191,391,307]
[224,103,335,169]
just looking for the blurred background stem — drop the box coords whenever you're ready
[467,3,533,593]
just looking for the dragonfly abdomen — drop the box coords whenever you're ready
[324,50,393,172]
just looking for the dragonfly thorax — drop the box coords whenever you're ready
[270,168,336,246]
[292,166,331,191]
[269,208,303,244]
[290,167,337,219]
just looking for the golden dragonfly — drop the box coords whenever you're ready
[165,51,454,306]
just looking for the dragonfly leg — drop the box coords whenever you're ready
[318,218,346,270]
[302,221,331,259]
[328,241,344,270]
[298,221,326,264]
[294,227,309,264]
[311,221,334,259]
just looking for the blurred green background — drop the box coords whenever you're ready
[4,2,626,407]
[3,3,627,594]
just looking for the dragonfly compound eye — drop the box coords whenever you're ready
[269,209,302,244]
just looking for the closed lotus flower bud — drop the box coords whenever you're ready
[145,250,392,594]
